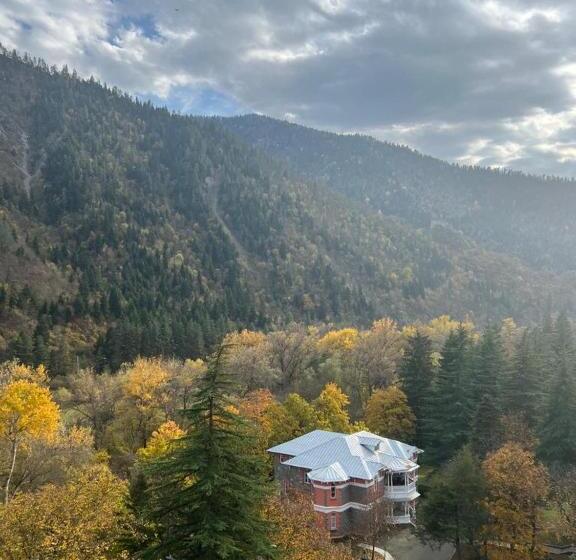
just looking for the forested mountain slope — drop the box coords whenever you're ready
[0,49,574,372]
[223,115,576,272]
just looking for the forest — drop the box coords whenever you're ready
[3,47,576,377]
[0,312,574,559]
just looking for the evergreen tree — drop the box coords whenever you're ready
[419,446,488,560]
[141,347,276,559]
[505,329,540,428]
[470,394,503,458]
[424,326,472,464]
[473,327,505,407]
[399,331,434,447]
[539,313,576,465]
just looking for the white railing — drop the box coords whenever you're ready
[384,481,417,497]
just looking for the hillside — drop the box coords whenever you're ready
[0,50,574,372]
[223,114,576,272]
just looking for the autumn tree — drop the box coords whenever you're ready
[314,382,355,433]
[110,358,170,455]
[346,318,404,408]
[224,330,276,393]
[0,380,60,503]
[550,467,576,543]
[267,393,320,447]
[0,464,130,559]
[141,348,276,559]
[137,420,186,463]
[365,386,415,442]
[483,443,549,559]
[62,368,123,448]
[264,491,354,560]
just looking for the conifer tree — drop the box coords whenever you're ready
[539,313,576,465]
[141,347,276,560]
[399,331,434,446]
[504,329,540,428]
[424,326,472,464]
[470,394,503,458]
[473,327,505,406]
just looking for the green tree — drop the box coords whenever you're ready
[470,394,503,458]
[141,347,276,559]
[425,327,472,464]
[399,331,434,446]
[539,314,576,465]
[419,447,487,560]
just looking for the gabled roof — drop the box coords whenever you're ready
[268,430,421,481]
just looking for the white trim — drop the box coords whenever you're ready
[315,502,370,513]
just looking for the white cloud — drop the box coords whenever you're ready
[2,0,576,175]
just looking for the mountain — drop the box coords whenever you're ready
[0,49,574,373]
[223,114,576,273]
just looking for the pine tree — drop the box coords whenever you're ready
[141,347,276,560]
[470,394,503,458]
[539,313,576,465]
[399,331,434,447]
[419,446,487,559]
[473,327,505,407]
[504,329,540,428]
[424,326,472,464]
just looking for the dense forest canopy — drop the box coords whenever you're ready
[3,49,576,373]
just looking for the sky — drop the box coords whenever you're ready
[2,0,576,176]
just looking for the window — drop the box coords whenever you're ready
[330,484,336,498]
[330,512,337,530]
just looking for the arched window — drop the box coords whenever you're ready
[330,484,336,498]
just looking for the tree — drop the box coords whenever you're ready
[473,327,505,408]
[136,420,186,462]
[365,386,415,442]
[346,318,404,407]
[141,348,276,559]
[0,380,60,503]
[483,443,549,559]
[470,394,503,458]
[317,328,359,353]
[314,382,355,433]
[425,326,473,464]
[419,447,487,560]
[267,393,320,447]
[550,467,576,543]
[263,491,354,560]
[504,329,541,430]
[399,331,434,445]
[63,368,123,448]
[0,464,130,559]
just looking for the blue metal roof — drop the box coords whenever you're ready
[269,430,421,481]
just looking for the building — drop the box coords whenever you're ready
[268,429,421,538]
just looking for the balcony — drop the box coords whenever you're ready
[384,480,418,499]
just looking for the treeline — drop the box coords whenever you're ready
[0,314,575,557]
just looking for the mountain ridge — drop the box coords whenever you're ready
[0,49,575,372]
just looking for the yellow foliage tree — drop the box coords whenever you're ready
[137,420,186,462]
[364,386,415,442]
[314,383,355,433]
[237,389,276,449]
[264,491,355,560]
[483,443,549,559]
[0,464,130,559]
[0,361,48,387]
[318,328,359,353]
[224,329,267,348]
[0,380,60,503]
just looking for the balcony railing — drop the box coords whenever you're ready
[384,481,417,497]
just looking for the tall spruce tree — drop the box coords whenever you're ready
[470,394,503,458]
[399,331,434,447]
[141,347,276,560]
[504,329,540,429]
[419,446,488,559]
[539,313,576,465]
[424,326,472,464]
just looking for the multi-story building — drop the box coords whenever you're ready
[268,429,421,538]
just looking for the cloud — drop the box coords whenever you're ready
[3,0,576,174]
